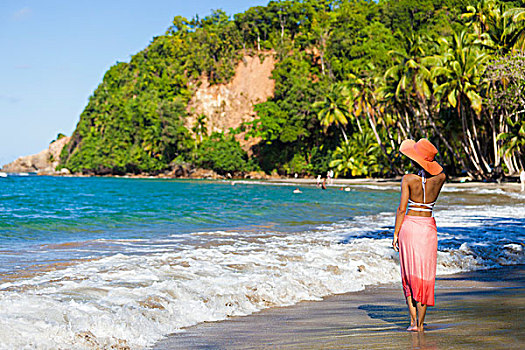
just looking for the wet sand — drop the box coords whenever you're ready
[154,265,524,349]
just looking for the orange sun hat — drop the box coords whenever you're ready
[400,138,443,175]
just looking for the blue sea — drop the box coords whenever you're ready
[0,176,523,349]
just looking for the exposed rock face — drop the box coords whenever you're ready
[186,53,275,151]
[187,168,221,179]
[2,55,276,176]
[1,136,71,174]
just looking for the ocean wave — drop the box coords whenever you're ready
[441,186,525,199]
[0,191,524,350]
[351,183,525,200]
[1,204,524,349]
[325,183,525,201]
[349,184,399,191]
[0,232,397,349]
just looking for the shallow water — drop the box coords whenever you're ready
[0,176,523,349]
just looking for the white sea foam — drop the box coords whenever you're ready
[0,234,397,349]
[227,180,305,187]
[0,203,523,349]
[227,179,525,200]
[442,186,525,198]
[350,184,399,191]
[353,183,525,200]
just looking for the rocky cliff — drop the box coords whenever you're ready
[1,136,71,174]
[186,53,275,151]
[6,54,276,176]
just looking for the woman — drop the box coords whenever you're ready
[392,138,446,332]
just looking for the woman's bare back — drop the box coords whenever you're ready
[406,172,446,217]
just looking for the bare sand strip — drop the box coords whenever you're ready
[264,177,523,192]
[154,265,524,350]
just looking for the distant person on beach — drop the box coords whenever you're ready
[328,170,334,184]
[321,178,327,190]
[392,139,446,332]
[520,170,525,192]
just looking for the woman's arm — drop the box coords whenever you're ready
[393,175,410,252]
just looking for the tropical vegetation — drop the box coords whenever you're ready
[60,0,525,179]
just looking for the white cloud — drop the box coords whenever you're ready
[12,7,32,20]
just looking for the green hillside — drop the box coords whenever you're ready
[60,0,525,179]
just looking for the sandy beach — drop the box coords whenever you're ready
[264,177,524,192]
[154,265,524,350]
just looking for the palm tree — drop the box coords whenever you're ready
[485,53,525,173]
[464,2,525,174]
[338,81,363,134]
[329,141,354,177]
[375,72,412,138]
[384,34,432,104]
[313,83,349,142]
[503,6,525,53]
[463,1,525,55]
[381,33,472,173]
[382,33,442,141]
[346,73,392,168]
[497,116,525,173]
[192,114,208,143]
[329,133,381,177]
[462,0,495,39]
[433,31,492,177]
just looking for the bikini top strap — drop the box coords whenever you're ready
[422,173,426,203]
[418,169,426,203]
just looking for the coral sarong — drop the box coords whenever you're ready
[399,216,437,306]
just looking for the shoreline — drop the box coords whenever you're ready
[264,177,523,190]
[4,172,523,192]
[154,265,525,349]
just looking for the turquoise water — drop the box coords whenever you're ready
[0,176,397,274]
[0,176,524,349]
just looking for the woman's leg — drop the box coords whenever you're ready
[416,302,427,331]
[406,296,418,331]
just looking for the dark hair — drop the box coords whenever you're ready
[410,160,429,176]
[410,159,422,171]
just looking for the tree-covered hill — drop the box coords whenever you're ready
[60,0,525,179]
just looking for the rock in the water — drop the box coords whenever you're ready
[188,168,221,179]
[1,136,71,174]
[171,163,193,178]
[243,171,270,180]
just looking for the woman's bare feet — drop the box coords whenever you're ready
[407,325,418,332]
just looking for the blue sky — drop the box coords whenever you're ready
[0,0,269,165]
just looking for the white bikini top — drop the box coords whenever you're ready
[407,170,435,213]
